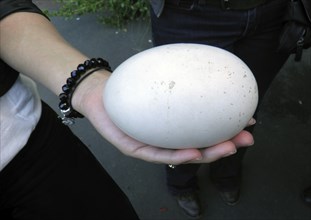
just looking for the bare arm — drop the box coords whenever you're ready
[0,12,92,95]
[0,12,254,164]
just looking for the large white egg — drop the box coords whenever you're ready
[103,43,258,149]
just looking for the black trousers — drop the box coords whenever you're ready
[150,0,290,195]
[0,102,139,220]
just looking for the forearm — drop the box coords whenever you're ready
[0,12,110,113]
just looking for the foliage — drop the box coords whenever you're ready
[46,0,150,28]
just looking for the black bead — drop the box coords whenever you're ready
[59,101,69,110]
[66,77,75,87]
[97,58,107,66]
[59,93,68,101]
[71,70,80,79]
[90,58,98,67]
[76,69,84,76]
[84,59,92,69]
[97,58,112,71]
[62,84,70,93]
[77,64,86,72]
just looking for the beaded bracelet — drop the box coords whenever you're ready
[58,58,112,125]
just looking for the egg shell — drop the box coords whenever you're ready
[103,43,258,149]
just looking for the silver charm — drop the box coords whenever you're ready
[59,114,75,126]
[168,164,176,169]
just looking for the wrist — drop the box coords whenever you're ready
[71,69,110,117]
[58,58,112,125]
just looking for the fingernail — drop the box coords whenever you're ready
[223,149,237,158]
[248,140,255,146]
[195,157,203,161]
[249,118,256,126]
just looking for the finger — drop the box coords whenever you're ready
[246,118,256,127]
[127,143,203,165]
[188,141,237,164]
[231,130,254,147]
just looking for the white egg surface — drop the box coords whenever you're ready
[103,43,258,149]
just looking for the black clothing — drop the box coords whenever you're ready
[0,102,139,219]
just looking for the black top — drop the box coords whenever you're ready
[0,0,48,96]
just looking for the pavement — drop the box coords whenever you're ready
[34,1,311,220]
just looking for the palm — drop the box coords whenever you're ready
[83,80,253,165]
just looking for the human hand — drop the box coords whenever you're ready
[0,11,254,165]
[73,71,255,165]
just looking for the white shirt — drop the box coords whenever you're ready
[0,74,42,170]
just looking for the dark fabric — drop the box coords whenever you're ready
[150,0,269,17]
[168,0,267,9]
[0,0,49,97]
[0,0,48,20]
[0,102,139,220]
[150,0,165,17]
[150,0,290,194]
[302,0,311,21]
[0,60,19,97]
[277,0,311,61]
